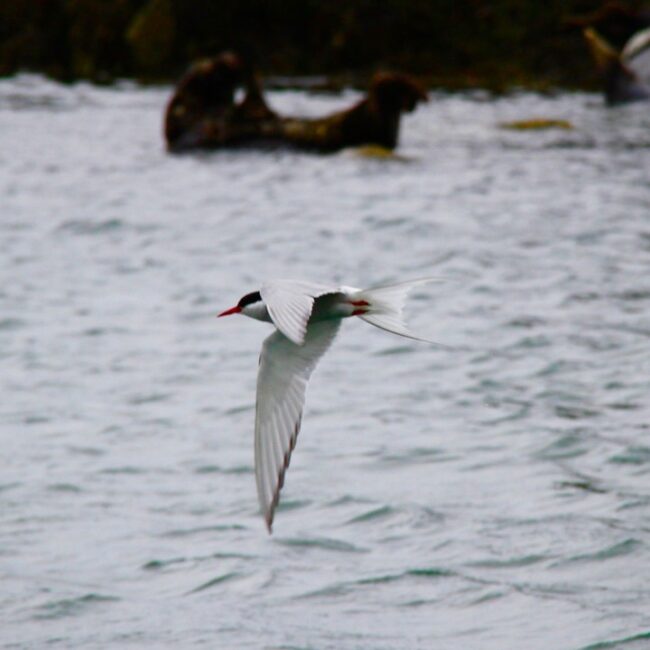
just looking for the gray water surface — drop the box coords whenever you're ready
[2,75,650,649]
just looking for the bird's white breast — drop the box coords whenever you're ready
[242,302,272,322]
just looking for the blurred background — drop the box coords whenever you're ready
[0,0,646,89]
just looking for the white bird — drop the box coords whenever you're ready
[218,278,438,532]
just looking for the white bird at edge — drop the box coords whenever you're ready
[218,278,440,533]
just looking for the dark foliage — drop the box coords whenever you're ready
[0,1,647,88]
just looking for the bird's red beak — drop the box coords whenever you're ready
[218,305,241,317]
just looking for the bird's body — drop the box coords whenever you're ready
[219,278,437,531]
[230,286,359,326]
[584,26,650,104]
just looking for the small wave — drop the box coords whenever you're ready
[23,414,51,425]
[535,433,591,460]
[142,557,186,571]
[355,567,453,586]
[406,567,455,578]
[555,480,607,494]
[224,404,255,415]
[66,445,105,457]
[374,344,414,356]
[100,466,145,475]
[194,464,253,475]
[187,572,242,594]
[345,505,395,524]
[554,405,600,420]
[578,630,650,650]
[47,483,82,493]
[380,446,452,466]
[33,593,120,620]
[466,589,508,605]
[515,334,551,349]
[276,499,311,513]
[143,549,252,571]
[609,446,650,466]
[0,482,21,493]
[127,392,172,405]
[56,218,125,235]
[553,538,641,567]
[0,318,25,331]
[467,554,549,569]
[81,326,128,337]
[505,316,547,328]
[300,566,454,600]
[276,536,366,554]
[326,494,373,507]
[299,582,352,598]
[606,401,641,411]
[161,524,246,538]
[615,289,650,302]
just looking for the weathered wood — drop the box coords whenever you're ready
[275,73,428,152]
[164,55,427,152]
[164,52,277,151]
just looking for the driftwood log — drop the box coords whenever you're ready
[164,52,277,150]
[164,54,427,152]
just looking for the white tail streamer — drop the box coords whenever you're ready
[353,278,444,344]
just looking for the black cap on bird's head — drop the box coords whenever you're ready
[218,291,261,316]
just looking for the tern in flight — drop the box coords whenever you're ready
[219,278,438,531]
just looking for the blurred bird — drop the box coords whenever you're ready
[584,26,650,104]
[219,278,438,532]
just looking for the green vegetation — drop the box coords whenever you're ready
[0,1,645,88]
[500,118,574,130]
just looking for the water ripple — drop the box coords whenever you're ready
[3,78,650,650]
[276,536,367,554]
[33,594,120,620]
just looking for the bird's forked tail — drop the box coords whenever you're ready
[351,278,442,344]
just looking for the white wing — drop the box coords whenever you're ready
[622,27,650,61]
[255,319,341,532]
[622,27,650,84]
[260,279,338,345]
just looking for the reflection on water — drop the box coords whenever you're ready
[1,74,650,650]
